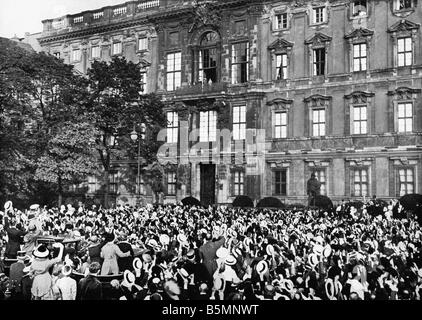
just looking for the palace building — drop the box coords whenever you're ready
[37,0,422,206]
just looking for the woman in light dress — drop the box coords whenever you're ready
[100,233,131,275]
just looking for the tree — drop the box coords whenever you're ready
[86,56,167,207]
[0,37,98,207]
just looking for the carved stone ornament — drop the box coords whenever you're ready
[268,38,294,52]
[344,28,374,41]
[387,19,420,33]
[344,91,375,104]
[305,32,332,47]
[189,0,222,33]
[304,94,332,107]
[387,87,421,99]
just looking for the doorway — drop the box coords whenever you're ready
[200,164,216,206]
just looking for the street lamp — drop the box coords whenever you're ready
[130,124,146,203]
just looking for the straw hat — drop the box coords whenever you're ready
[216,247,229,259]
[33,244,49,259]
[159,234,170,246]
[133,257,143,271]
[4,201,12,212]
[62,265,72,277]
[266,244,275,256]
[256,260,269,276]
[308,253,319,267]
[313,244,324,256]
[122,270,136,288]
[322,244,332,258]
[225,255,237,266]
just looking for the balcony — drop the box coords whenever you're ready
[172,82,228,97]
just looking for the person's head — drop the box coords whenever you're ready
[88,262,101,275]
[164,280,180,299]
[311,173,316,178]
[349,292,360,300]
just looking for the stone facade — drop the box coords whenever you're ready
[38,0,422,206]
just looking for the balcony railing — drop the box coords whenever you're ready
[113,7,127,16]
[93,11,104,20]
[73,16,84,24]
[137,0,160,10]
[173,82,228,96]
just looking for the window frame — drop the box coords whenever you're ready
[233,171,245,196]
[138,37,149,52]
[397,102,413,133]
[352,0,368,17]
[274,111,288,139]
[313,48,326,76]
[395,0,414,11]
[232,105,246,141]
[274,12,288,30]
[71,48,81,63]
[166,51,182,91]
[398,167,415,196]
[167,171,177,196]
[231,42,250,84]
[351,168,369,197]
[352,105,368,135]
[275,53,288,80]
[199,110,217,142]
[397,36,413,67]
[91,46,101,60]
[312,108,326,137]
[273,169,287,196]
[314,168,327,196]
[167,111,179,144]
[112,42,122,56]
[353,42,367,72]
[312,6,327,25]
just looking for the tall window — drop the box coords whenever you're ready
[353,169,368,197]
[276,53,288,80]
[312,109,326,137]
[313,48,326,76]
[231,42,249,84]
[167,52,182,91]
[399,168,414,196]
[167,172,176,195]
[398,103,413,132]
[109,172,118,193]
[71,49,81,62]
[199,110,217,142]
[199,32,219,84]
[352,0,367,16]
[140,70,147,93]
[233,106,246,140]
[91,46,100,59]
[274,112,287,138]
[397,37,412,67]
[353,43,367,71]
[233,171,244,196]
[312,7,326,24]
[112,42,122,55]
[396,0,413,10]
[87,176,99,193]
[275,13,288,29]
[138,38,148,51]
[167,111,178,143]
[314,169,327,195]
[353,105,367,134]
[274,170,287,196]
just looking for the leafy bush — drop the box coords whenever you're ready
[181,196,202,207]
[256,197,285,209]
[233,195,254,208]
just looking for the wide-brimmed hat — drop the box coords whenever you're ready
[308,253,319,267]
[280,279,294,292]
[225,255,237,266]
[256,260,269,275]
[232,247,242,259]
[62,265,72,277]
[216,247,229,259]
[133,257,143,271]
[176,234,188,244]
[29,204,39,211]
[33,244,49,259]
[322,245,332,258]
[266,244,275,256]
[122,270,136,288]
[313,244,324,256]
[186,249,195,260]
[4,201,12,211]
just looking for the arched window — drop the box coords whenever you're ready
[196,31,220,84]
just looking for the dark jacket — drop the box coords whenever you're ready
[4,217,26,259]
[117,241,134,272]
[199,236,225,278]
[78,275,103,300]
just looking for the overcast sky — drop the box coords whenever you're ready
[0,0,127,38]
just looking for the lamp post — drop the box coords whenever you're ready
[130,124,146,203]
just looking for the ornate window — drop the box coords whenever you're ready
[166,52,182,91]
[305,159,331,196]
[268,39,293,81]
[304,94,332,137]
[387,20,419,68]
[231,42,249,84]
[352,168,369,197]
[345,28,374,73]
[314,169,327,195]
[387,87,421,133]
[274,13,288,30]
[394,0,414,11]
[305,33,332,77]
[344,91,375,135]
[274,170,287,196]
[199,32,219,84]
[138,38,148,51]
[312,6,327,24]
[267,98,293,139]
[391,157,418,197]
[71,48,81,62]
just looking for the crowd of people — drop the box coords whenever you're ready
[0,198,421,301]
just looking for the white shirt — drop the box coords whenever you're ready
[56,276,77,300]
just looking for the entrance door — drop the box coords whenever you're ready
[200,164,216,206]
